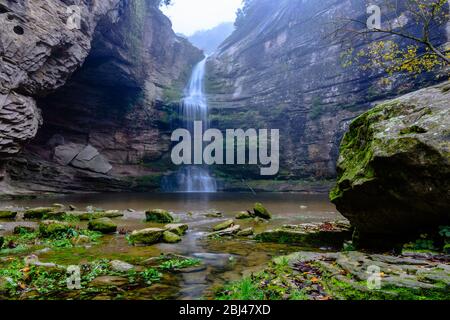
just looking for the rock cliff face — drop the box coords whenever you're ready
[206,0,448,190]
[0,0,202,195]
[330,81,450,247]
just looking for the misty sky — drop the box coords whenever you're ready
[161,0,242,36]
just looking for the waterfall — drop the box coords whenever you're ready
[162,58,218,193]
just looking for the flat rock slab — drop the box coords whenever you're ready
[286,251,450,298]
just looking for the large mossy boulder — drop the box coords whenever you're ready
[129,228,165,245]
[253,203,272,220]
[330,82,450,247]
[145,209,174,223]
[0,210,17,219]
[39,220,72,237]
[88,218,117,234]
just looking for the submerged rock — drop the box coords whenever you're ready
[213,219,234,231]
[163,231,182,243]
[129,228,165,245]
[330,82,450,247]
[88,218,117,234]
[253,203,272,220]
[0,210,17,219]
[39,220,72,237]
[165,223,189,236]
[255,222,352,247]
[145,209,174,223]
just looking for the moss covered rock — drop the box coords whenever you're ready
[129,228,165,245]
[255,222,352,247]
[330,82,450,248]
[78,210,124,220]
[88,218,117,234]
[235,211,253,219]
[213,219,234,231]
[163,231,182,243]
[145,209,174,223]
[165,223,188,236]
[39,220,71,237]
[253,203,272,220]
[0,236,4,249]
[0,210,17,219]
[24,207,56,219]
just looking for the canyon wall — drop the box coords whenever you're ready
[206,0,448,191]
[0,0,202,195]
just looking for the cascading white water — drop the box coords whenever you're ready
[163,58,217,193]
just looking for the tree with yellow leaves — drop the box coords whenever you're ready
[335,0,449,77]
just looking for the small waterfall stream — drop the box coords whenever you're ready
[162,58,217,193]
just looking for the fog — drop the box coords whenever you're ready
[161,0,242,36]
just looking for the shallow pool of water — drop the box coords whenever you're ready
[0,193,343,300]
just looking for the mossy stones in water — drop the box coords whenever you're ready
[213,219,234,231]
[163,231,182,243]
[24,207,56,219]
[145,209,174,223]
[0,210,17,219]
[78,210,124,221]
[88,218,117,234]
[165,223,188,236]
[129,228,165,245]
[39,220,72,237]
[253,203,272,220]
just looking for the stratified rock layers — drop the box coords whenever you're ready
[0,0,202,194]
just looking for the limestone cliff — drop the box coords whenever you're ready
[0,0,202,195]
[206,0,448,191]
